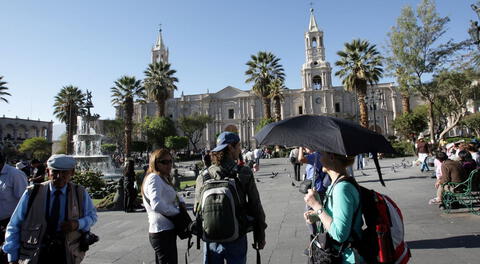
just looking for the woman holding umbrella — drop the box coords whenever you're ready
[303,152,363,263]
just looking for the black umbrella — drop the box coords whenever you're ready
[254,115,395,186]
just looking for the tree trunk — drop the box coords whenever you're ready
[357,92,369,128]
[66,121,72,155]
[401,93,410,114]
[274,97,281,121]
[157,99,165,118]
[125,99,133,158]
[428,100,435,144]
[263,97,272,120]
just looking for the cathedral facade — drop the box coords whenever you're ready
[119,10,409,150]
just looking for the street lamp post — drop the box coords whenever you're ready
[366,89,384,133]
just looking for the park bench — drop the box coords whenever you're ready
[442,169,480,215]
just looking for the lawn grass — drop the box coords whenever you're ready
[180,180,196,190]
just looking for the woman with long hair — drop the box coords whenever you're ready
[142,148,184,264]
[303,152,363,263]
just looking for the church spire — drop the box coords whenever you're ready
[152,25,169,64]
[308,8,319,32]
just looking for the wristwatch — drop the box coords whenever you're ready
[316,208,324,216]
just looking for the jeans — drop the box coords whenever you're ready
[149,230,178,264]
[356,154,364,170]
[203,235,247,264]
[421,157,430,172]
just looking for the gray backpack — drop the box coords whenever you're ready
[196,166,248,243]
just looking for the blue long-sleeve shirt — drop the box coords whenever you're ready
[2,182,97,262]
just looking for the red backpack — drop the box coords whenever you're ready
[340,177,411,264]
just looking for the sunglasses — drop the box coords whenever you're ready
[157,159,173,165]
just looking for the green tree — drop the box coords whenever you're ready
[101,143,116,154]
[165,136,189,151]
[255,117,275,132]
[0,75,11,103]
[392,108,428,140]
[245,51,285,119]
[268,78,286,121]
[144,61,178,117]
[335,39,384,128]
[140,116,176,148]
[132,141,149,155]
[101,119,125,153]
[111,76,146,158]
[18,137,52,161]
[433,70,479,140]
[177,114,213,151]
[53,85,86,154]
[385,0,466,143]
[461,113,480,137]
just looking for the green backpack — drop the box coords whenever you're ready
[196,165,248,243]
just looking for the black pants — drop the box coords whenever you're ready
[149,230,178,264]
[293,163,301,181]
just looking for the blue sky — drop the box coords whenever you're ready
[0,0,473,125]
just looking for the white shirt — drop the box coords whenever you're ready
[143,173,183,233]
[244,151,254,161]
[253,148,262,159]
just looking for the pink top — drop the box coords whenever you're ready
[434,159,443,179]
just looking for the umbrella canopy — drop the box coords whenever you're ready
[254,114,394,156]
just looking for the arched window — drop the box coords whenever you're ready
[312,75,322,90]
[312,38,317,48]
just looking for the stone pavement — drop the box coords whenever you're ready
[83,157,480,264]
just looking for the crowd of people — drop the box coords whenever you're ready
[414,135,480,208]
[7,131,474,263]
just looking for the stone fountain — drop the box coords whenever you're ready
[73,90,121,180]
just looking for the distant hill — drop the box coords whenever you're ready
[52,123,65,141]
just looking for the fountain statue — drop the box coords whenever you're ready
[73,90,121,179]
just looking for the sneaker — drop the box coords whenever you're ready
[429,198,442,205]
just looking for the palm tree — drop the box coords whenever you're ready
[245,51,285,119]
[0,76,11,103]
[111,76,145,158]
[53,86,86,154]
[335,39,383,128]
[144,61,178,117]
[268,78,286,121]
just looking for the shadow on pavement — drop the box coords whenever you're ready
[407,235,480,249]
[356,175,429,184]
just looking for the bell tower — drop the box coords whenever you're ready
[301,8,332,91]
[152,27,169,64]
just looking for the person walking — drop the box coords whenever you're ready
[124,160,137,213]
[29,159,47,184]
[0,153,28,264]
[142,149,184,264]
[195,132,267,264]
[415,135,431,172]
[289,148,302,181]
[303,152,363,263]
[2,154,97,264]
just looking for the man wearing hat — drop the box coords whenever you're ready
[2,154,97,264]
[0,153,28,264]
[194,132,267,264]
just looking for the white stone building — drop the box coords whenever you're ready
[118,10,411,150]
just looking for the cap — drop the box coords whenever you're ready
[47,154,77,170]
[212,132,240,152]
[16,162,26,170]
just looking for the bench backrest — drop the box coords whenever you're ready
[470,169,480,192]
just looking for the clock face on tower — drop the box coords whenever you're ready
[315,97,321,104]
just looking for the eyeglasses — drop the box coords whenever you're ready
[157,159,173,165]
